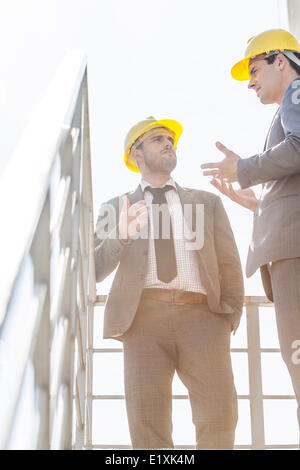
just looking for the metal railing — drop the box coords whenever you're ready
[0,51,96,449]
[92,295,297,450]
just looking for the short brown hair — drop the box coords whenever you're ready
[265,51,300,75]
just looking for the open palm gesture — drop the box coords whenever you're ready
[201,141,240,182]
[210,178,258,213]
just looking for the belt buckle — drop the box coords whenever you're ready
[171,290,185,306]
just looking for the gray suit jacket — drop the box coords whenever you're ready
[94,182,244,338]
[238,77,300,283]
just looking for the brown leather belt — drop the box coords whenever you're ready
[141,288,207,305]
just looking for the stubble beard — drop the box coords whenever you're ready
[144,152,177,174]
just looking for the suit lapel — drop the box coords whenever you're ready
[263,108,280,151]
[261,109,280,192]
[127,184,144,206]
[175,182,210,291]
[175,182,197,238]
[125,184,149,258]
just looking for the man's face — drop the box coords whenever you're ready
[135,128,177,174]
[248,55,281,104]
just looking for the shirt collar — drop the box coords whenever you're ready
[140,177,176,192]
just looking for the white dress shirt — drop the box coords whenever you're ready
[141,178,206,294]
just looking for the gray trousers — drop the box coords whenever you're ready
[269,258,300,432]
[122,298,238,449]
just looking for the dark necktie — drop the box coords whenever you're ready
[145,185,177,283]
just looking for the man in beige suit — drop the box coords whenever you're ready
[95,116,244,449]
[201,29,300,437]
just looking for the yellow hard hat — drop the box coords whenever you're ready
[231,28,300,81]
[124,116,183,173]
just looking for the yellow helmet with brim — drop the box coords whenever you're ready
[124,116,183,173]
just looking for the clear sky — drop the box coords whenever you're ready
[0,0,290,295]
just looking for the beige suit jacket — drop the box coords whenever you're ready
[94,183,244,338]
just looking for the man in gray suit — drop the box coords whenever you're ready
[94,116,244,449]
[201,28,300,435]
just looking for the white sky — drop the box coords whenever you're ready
[0,0,298,449]
[0,0,290,295]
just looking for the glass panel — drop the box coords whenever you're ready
[259,307,280,349]
[93,352,124,395]
[261,353,295,396]
[235,400,251,446]
[264,400,298,446]
[231,352,249,396]
[172,400,194,446]
[92,400,131,446]
[93,306,121,349]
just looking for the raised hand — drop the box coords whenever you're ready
[201,141,240,182]
[210,178,258,212]
[119,196,149,241]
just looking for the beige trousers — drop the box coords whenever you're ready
[122,298,238,449]
[269,258,300,435]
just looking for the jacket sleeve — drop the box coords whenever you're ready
[214,196,244,316]
[237,79,300,189]
[94,197,131,282]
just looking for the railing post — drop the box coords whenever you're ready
[246,303,265,449]
[30,192,51,449]
[82,70,96,449]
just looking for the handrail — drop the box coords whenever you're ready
[0,51,96,449]
[0,50,86,325]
